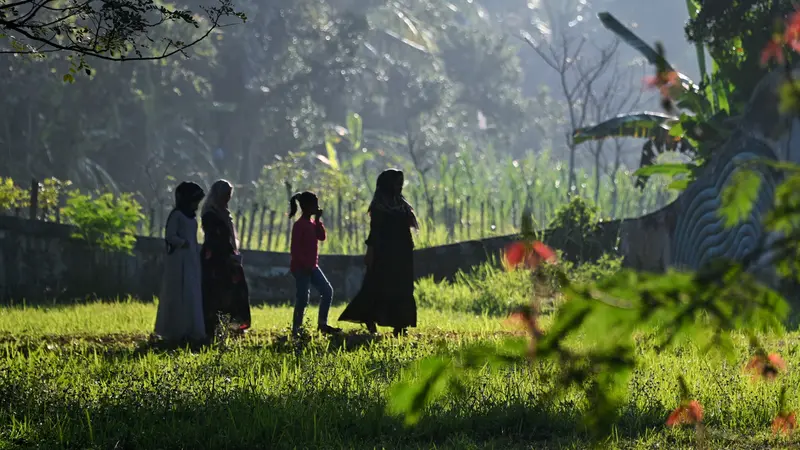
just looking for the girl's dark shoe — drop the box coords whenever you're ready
[318,324,342,334]
[366,322,378,334]
[392,327,408,338]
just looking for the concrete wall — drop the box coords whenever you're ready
[0,214,630,305]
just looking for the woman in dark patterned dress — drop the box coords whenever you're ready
[339,169,418,337]
[200,179,251,335]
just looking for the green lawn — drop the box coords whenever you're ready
[1,301,799,449]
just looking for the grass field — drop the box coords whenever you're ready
[2,295,800,450]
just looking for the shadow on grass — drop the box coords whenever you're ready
[1,384,671,450]
[0,328,522,361]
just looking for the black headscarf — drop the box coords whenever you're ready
[165,182,205,254]
[368,169,419,228]
[174,181,205,218]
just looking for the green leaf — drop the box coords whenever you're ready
[346,112,363,151]
[349,149,373,168]
[387,357,453,425]
[62,73,75,84]
[675,90,712,116]
[323,134,340,171]
[718,168,761,228]
[778,80,800,115]
[667,178,691,191]
[572,112,676,144]
[668,121,685,138]
[633,163,693,178]
[712,75,730,114]
[520,208,536,240]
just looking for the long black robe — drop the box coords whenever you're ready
[338,208,417,329]
[201,211,251,334]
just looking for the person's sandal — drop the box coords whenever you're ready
[318,324,342,334]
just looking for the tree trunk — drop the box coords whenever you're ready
[610,145,622,218]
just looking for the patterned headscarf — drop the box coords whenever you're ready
[368,169,419,228]
[202,179,239,251]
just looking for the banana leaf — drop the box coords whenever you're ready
[572,112,677,145]
[597,12,699,93]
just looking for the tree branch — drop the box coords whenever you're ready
[0,0,245,62]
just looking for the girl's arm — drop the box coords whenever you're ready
[315,219,327,241]
[290,221,304,256]
[165,211,187,249]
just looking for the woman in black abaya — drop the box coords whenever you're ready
[339,169,418,337]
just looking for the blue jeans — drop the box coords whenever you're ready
[292,267,333,332]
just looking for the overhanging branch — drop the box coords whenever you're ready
[0,0,245,61]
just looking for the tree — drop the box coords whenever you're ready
[686,0,794,107]
[437,22,529,152]
[0,0,244,64]
[581,60,645,206]
[522,12,619,198]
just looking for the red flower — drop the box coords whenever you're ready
[505,306,543,336]
[745,353,786,380]
[504,241,556,269]
[785,8,800,53]
[643,70,679,98]
[666,400,704,427]
[772,412,797,435]
[761,36,785,67]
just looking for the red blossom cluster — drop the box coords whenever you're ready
[744,352,795,435]
[644,70,680,99]
[761,8,800,66]
[502,240,555,358]
[503,240,556,270]
[666,400,704,427]
[745,353,787,381]
[773,412,798,435]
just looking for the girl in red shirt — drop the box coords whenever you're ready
[289,191,341,336]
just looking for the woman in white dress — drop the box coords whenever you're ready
[154,181,207,343]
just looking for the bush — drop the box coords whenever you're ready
[547,196,599,235]
[62,191,144,254]
[414,255,623,316]
[0,177,28,211]
[415,261,531,316]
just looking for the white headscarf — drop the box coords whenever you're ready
[202,179,239,251]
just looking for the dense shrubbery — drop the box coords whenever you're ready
[0,176,144,254]
[62,191,144,254]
